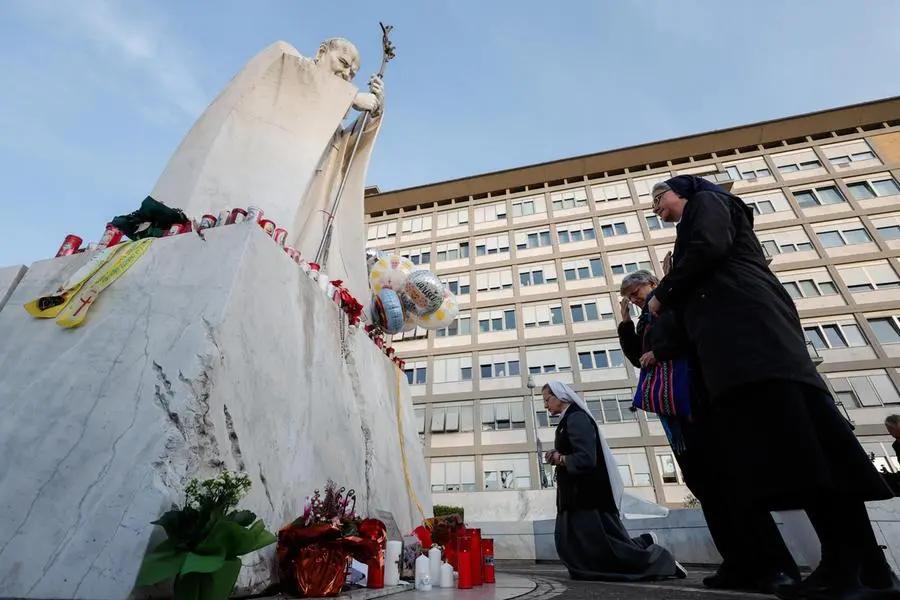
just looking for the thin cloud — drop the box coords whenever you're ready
[17,0,208,118]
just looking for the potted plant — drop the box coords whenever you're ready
[134,470,276,600]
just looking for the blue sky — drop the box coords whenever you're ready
[2,0,899,268]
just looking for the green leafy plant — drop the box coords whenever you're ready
[135,470,276,600]
[432,504,464,522]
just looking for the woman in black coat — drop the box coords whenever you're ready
[649,175,897,599]
[617,269,800,592]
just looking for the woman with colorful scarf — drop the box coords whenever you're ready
[542,380,687,582]
[618,270,800,593]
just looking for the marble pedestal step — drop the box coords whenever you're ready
[257,574,536,600]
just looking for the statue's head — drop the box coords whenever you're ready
[316,38,360,82]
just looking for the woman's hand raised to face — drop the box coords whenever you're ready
[619,298,632,322]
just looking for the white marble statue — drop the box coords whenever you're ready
[151,38,385,300]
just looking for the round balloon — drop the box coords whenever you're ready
[412,287,459,330]
[373,288,406,334]
[365,248,384,273]
[400,317,418,333]
[369,254,415,294]
[403,269,445,315]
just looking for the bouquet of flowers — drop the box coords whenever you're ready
[278,481,386,597]
[135,470,276,600]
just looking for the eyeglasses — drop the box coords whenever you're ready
[652,192,665,208]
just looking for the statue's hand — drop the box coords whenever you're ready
[368,75,384,102]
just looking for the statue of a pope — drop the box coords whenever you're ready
[151,38,384,300]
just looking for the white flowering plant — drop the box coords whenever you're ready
[135,470,276,600]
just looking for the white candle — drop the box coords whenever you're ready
[385,541,402,586]
[415,554,431,590]
[318,274,330,292]
[439,562,454,588]
[428,547,442,586]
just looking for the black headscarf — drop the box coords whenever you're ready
[664,175,738,200]
[663,174,752,223]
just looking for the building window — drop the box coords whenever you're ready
[478,308,517,333]
[435,241,469,262]
[515,228,553,250]
[401,246,432,266]
[525,346,572,375]
[474,201,507,223]
[781,276,839,300]
[550,188,588,211]
[441,274,471,295]
[592,181,632,204]
[816,227,872,248]
[609,260,653,276]
[822,140,879,168]
[723,157,771,181]
[562,258,604,281]
[847,177,900,201]
[403,362,427,386]
[483,454,532,491]
[475,234,510,257]
[511,195,546,218]
[430,457,476,493]
[522,303,564,328]
[868,317,900,345]
[396,324,428,342]
[837,262,900,292]
[658,453,681,484]
[613,450,654,486]
[436,208,469,229]
[600,221,629,238]
[570,299,614,323]
[646,213,675,230]
[775,156,822,174]
[583,390,636,423]
[476,268,514,292]
[803,321,867,350]
[557,220,597,244]
[577,347,626,370]
[433,355,474,383]
[436,314,472,337]
[759,230,815,257]
[415,407,426,438]
[793,185,846,208]
[828,371,900,407]
[401,215,433,235]
[479,352,521,379]
[367,221,398,241]
[431,403,475,434]
[480,399,527,431]
[519,263,558,286]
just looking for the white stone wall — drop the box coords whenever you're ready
[0,225,430,600]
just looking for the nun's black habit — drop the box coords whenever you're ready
[548,381,681,582]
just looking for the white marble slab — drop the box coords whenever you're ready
[0,225,430,599]
[0,263,27,313]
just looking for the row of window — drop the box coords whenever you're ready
[383,206,900,274]
[367,169,898,245]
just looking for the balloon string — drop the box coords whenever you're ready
[395,367,427,526]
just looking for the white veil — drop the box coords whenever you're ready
[548,381,669,518]
[548,381,625,511]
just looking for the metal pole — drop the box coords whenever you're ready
[527,376,548,489]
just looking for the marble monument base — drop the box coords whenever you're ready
[0,225,430,600]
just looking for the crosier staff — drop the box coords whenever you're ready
[315,22,396,269]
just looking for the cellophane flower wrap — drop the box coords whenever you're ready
[278,481,386,597]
